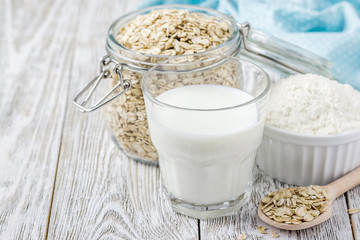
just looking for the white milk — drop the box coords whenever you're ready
[147,85,264,205]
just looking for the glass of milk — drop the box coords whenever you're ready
[142,55,270,219]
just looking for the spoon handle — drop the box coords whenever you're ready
[326,167,360,200]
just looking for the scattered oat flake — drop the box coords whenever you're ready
[270,231,280,238]
[257,226,267,234]
[238,233,246,240]
[348,208,360,214]
[261,196,271,204]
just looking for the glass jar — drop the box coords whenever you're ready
[73,5,333,165]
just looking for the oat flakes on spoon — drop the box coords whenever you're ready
[258,167,360,230]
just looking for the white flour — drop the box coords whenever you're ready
[266,74,360,135]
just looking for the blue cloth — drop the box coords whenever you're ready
[139,0,360,90]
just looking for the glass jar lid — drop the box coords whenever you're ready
[238,22,333,79]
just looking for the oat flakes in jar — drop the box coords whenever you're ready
[73,5,333,165]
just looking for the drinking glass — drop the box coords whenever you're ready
[142,55,270,219]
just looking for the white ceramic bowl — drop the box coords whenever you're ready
[256,125,360,186]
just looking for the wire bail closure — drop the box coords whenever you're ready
[73,55,131,112]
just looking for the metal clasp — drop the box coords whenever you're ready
[73,55,131,112]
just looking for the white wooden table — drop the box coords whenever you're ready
[1,0,359,239]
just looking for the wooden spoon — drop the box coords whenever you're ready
[258,167,360,230]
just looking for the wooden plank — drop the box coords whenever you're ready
[0,0,73,238]
[201,167,354,239]
[348,187,360,239]
[47,1,199,239]
[48,137,198,239]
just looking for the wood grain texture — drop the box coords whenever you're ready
[0,0,73,238]
[201,167,354,240]
[46,0,198,239]
[48,134,198,239]
[348,187,360,239]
